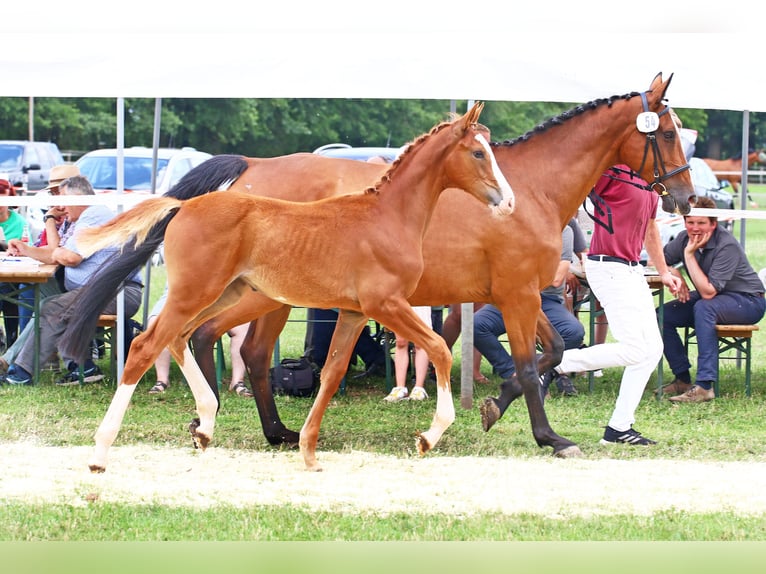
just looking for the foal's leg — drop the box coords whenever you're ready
[300,310,368,471]
[90,323,193,472]
[172,344,219,451]
[370,302,455,454]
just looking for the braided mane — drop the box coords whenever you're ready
[364,119,453,195]
[492,91,642,148]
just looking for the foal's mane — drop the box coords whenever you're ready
[491,91,643,149]
[363,118,461,195]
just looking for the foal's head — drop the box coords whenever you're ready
[365,102,514,214]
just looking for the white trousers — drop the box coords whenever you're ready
[557,259,663,431]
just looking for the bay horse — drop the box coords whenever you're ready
[62,72,694,464]
[67,102,515,472]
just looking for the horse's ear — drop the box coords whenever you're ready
[650,72,673,102]
[463,101,484,128]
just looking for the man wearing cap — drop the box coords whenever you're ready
[0,175,143,386]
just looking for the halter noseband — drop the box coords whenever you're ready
[635,91,690,199]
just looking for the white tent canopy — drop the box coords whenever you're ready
[4,1,766,111]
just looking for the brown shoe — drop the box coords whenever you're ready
[656,379,692,397]
[668,385,715,403]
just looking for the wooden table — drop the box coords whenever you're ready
[574,268,666,396]
[0,255,58,383]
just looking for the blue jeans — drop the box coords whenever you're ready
[661,291,766,382]
[474,298,585,379]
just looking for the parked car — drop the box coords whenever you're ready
[313,143,404,163]
[0,140,65,192]
[75,146,212,195]
[689,157,734,210]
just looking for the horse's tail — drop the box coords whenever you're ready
[59,197,183,364]
[165,154,249,200]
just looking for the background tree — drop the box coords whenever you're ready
[1,97,762,163]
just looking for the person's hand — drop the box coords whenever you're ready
[661,270,683,295]
[675,280,691,303]
[684,230,712,255]
[45,206,66,221]
[6,238,27,256]
[565,272,580,295]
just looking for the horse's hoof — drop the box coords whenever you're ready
[266,429,300,447]
[188,418,211,451]
[480,397,501,432]
[88,464,106,474]
[415,433,432,456]
[554,445,583,459]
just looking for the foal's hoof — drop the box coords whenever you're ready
[415,433,432,456]
[480,397,501,432]
[553,445,583,459]
[88,464,106,474]
[188,418,211,451]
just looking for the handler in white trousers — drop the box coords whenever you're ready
[554,165,681,446]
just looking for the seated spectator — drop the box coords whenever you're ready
[473,223,585,398]
[304,308,387,377]
[0,176,143,386]
[0,178,29,348]
[659,196,766,402]
[15,165,78,331]
[383,305,432,402]
[146,284,252,397]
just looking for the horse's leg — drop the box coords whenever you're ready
[90,319,197,472]
[299,310,368,471]
[370,302,455,454]
[481,306,582,458]
[190,293,299,446]
[242,306,301,446]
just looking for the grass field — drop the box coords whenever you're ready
[2,187,766,544]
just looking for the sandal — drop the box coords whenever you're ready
[231,381,253,398]
[148,381,168,394]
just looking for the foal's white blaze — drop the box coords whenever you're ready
[476,133,515,215]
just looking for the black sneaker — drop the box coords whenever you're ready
[555,373,578,397]
[600,425,656,446]
[56,365,104,386]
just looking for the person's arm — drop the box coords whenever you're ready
[51,246,83,267]
[644,219,682,295]
[551,260,572,288]
[683,230,717,300]
[6,239,58,263]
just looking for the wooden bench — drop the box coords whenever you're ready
[684,324,759,397]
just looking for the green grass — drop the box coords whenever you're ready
[3,191,766,541]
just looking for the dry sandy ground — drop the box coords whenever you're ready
[2,440,766,517]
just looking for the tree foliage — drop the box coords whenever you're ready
[0,97,761,162]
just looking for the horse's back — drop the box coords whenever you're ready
[236,153,388,201]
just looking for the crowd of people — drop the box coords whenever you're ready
[1,159,765,449]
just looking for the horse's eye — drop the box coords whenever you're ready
[663,131,675,141]
[473,151,485,160]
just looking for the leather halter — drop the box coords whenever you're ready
[635,91,691,200]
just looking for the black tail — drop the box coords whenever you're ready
[59,154,250,363]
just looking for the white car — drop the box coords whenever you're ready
[313,143,404,163]
[75,146,212,195]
